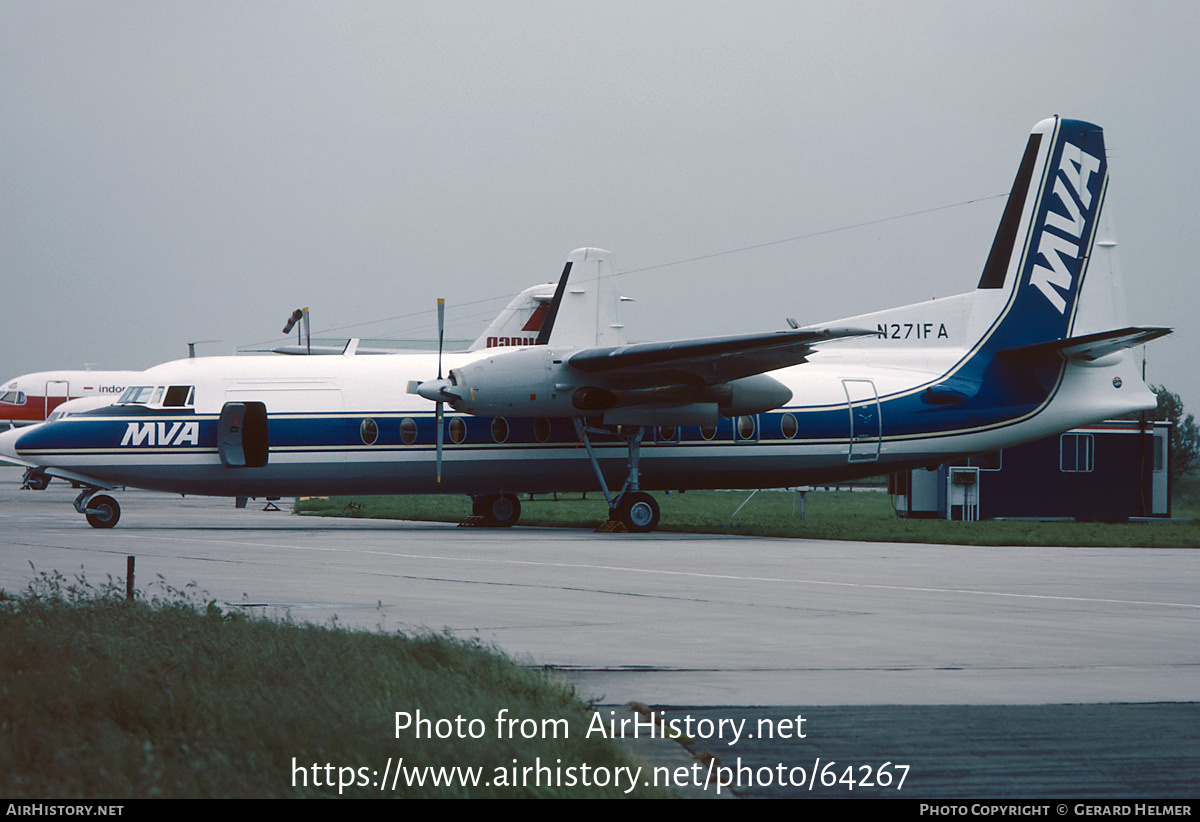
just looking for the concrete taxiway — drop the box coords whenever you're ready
[2,467,1197,797]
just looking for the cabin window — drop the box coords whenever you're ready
[399,417,418,445]
[699,424,718,441]
[780,412,798,439]
[737,415,756,440]
[657,426,676,442]
[448,417,467,444]
[491,417,509,443]
[533,417,552,443]
[1060,433,1094,472]
[360,418,379,445]
[0,391,26,405]
[163,385,194,408]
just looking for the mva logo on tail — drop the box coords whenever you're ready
[1029,135,1105,315]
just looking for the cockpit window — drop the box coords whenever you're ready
[163,385,194,407]
[0,391,26,405]
[118,385,195,407]
[118,386,157,404]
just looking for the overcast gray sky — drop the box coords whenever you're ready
[2,1,1196,408]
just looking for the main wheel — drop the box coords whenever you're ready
[615,491,660,533]
[479,493,521,527]
[84,494,121,529]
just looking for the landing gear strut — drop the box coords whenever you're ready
[574,420,661,533]
[75,489,121,529]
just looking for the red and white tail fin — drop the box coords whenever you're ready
[468,248,630,351]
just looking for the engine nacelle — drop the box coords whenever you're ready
[719,373,793,416]
[445,348,794,422]
[448,347,579,417]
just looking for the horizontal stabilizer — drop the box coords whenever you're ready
[569,326,874,385]
[998,326,1172,363]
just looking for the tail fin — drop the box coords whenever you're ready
[978,117,1112,349]
[467,282,558,351]
[467,248,631,351]
[536,248,630,348]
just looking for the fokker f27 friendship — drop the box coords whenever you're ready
[0,118,1170,531]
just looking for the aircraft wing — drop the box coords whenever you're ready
[567,326,874,386]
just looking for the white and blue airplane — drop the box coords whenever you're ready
[0,117,1170,531]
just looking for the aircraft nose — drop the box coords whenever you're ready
[0,425,26,461]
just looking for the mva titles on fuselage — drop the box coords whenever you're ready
[0,117,1171,531]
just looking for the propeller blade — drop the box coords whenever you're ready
[435,400,444,483]
[437,298,445,380]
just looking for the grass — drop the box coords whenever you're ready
[0,570,668,798]
[296,473,1200,547]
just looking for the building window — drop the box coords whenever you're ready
[1060,433,1094,472]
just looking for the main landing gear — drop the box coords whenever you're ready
[612,490,660,533]
[472,493,522,527]
[574,421,661,533]
[75,489,121,528]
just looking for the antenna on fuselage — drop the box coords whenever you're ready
[187,340,221,358]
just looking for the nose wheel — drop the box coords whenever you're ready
[75,490,121,528]
[21,468,50,490]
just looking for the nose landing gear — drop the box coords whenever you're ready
[21,468,50,490]
[75,490,121,528]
